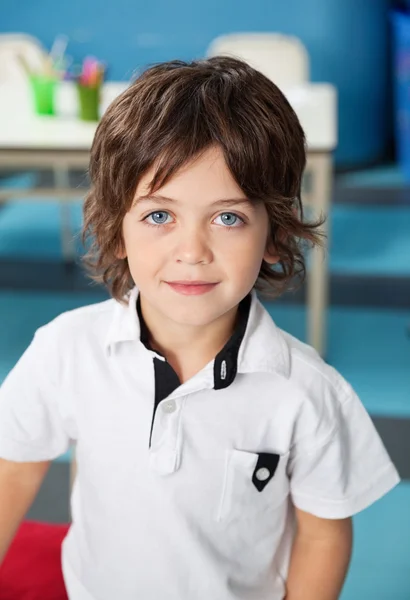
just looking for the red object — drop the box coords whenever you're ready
[0,521,70,600]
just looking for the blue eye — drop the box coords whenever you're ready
[214,213,243,227]
[145,211,173,225]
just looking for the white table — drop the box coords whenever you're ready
[0,80,337,356]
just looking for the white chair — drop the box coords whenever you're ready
[206,33,335,357]
[0,33,48,84]
[207,32,309,88]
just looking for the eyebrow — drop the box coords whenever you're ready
[135,194,255,208]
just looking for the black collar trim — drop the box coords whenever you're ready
[137,295,151,350]
[213,294,251,390]
[136,293,252,390]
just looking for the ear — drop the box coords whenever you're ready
[263,240,280,265]
[115,238,127,260]
[116,249,127,260]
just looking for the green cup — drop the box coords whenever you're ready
[30,75,58,116]
[77,84,101,121]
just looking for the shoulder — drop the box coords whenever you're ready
[34,297,118,351]
[245,297,353,412]
[282,329,351,402]
[274,327,357,448]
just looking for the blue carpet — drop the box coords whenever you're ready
[341,482,410,600]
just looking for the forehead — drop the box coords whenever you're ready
[135,146,245,201]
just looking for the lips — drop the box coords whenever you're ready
[165,281,219,296]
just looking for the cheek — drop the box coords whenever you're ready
[122,218,155,255]
[122,220,168,281]
[122,220,145,269]
[217,229,267,272]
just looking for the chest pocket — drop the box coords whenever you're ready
[217,449,290,523]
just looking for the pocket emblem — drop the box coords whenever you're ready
[252,453,280,492]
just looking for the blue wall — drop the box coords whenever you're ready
[2,0,391,166]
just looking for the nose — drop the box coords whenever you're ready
[174,225,213,265]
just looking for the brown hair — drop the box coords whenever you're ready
[83,56,323,301]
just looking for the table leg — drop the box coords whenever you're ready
[306,153,332,357]
[53,166,76,262]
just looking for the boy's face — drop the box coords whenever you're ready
[121,146,278,328]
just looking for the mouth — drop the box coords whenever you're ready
[165,281,219,296]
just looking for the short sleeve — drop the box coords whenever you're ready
[288,386,401,519]
[0,326,70,461]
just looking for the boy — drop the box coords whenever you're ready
[0,57,400,600]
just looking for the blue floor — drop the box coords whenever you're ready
[341,482,410,600]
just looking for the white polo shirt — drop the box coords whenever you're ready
[0,288,400,600]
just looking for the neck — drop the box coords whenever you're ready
[139,296,239,383]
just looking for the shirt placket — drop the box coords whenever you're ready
[149,365,213,476]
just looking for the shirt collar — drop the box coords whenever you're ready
[237,290,290,379]
[105,287,141,350]
[105,287,290,380]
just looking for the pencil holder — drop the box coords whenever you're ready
[30,75,58,116]
[77,83,101,121]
